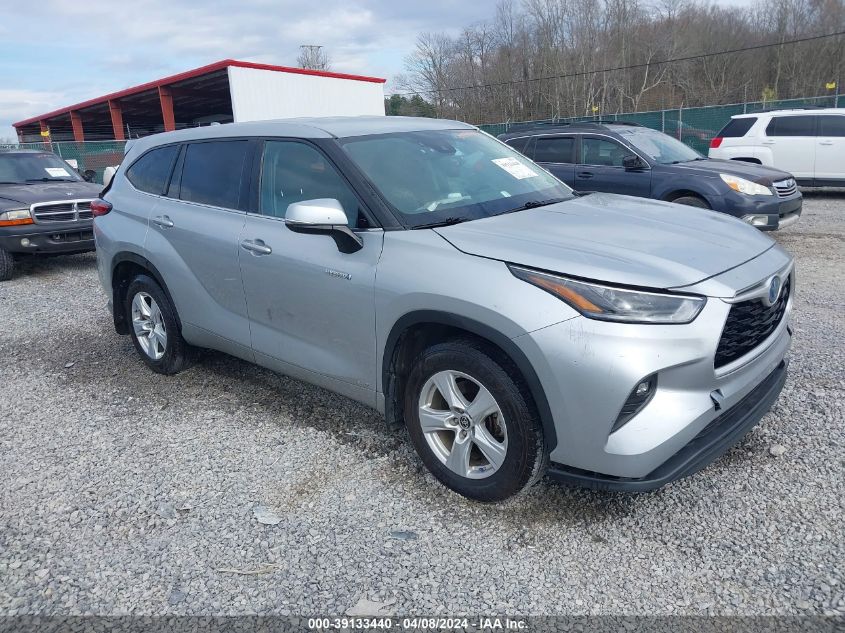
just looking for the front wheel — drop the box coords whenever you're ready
[672,195,710,209]
[403,339,547,502]
[0,247,15,281]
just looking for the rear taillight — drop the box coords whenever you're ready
[90,199,112,217]
[709,137,723,149]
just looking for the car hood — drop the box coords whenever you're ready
[0,181,102,208]
[434,193,775,290]
[662,158,793,185]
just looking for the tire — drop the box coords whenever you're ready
[672,195,710,209]
[0,247,15,282]
[124,274,192,375]
[403,338,547,502]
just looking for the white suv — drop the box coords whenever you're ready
[709,108,845,186]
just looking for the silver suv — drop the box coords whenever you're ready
[94,117,793,501]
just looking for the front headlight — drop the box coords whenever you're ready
[0,208,33,227]
[719,174,772,196]
[509,266,706,324]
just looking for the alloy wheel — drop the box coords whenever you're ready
[417,370,508,479]
[131,292,167,360]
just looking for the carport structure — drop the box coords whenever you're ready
[13,59,386,143]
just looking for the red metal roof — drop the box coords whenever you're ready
[13,59,386,128]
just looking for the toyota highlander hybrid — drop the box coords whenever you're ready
[93,117,793,501]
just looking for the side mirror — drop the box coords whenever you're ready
[622,155,646,171]
[284,198,363,254]
[82,169,96,183]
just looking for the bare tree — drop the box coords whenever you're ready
[297,45,332,71]
[395,0,845,125]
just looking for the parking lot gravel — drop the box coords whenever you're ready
[0,194,843,617]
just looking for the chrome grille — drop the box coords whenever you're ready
[773,178,798,198]
[715,275,791,369]
[31,200,95,223]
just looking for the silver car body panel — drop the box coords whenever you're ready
[435,193,776,290]
[95,116,793,487]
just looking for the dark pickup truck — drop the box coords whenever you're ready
[0,149,102,280]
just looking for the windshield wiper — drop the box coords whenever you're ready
[411,217,467,230]
[26,177,76,182]
[0,181,27,185]
[499,197,568,215]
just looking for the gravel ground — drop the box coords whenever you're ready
[0,194,843,617]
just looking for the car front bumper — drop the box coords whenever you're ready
[514,256,793,489]
[0,220,95,254]
[721,190,802,231]
[547,358,788,491]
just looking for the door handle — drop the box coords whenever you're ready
[819,140,834,146]
[240,239,272,255]
[762,140,776,145]
[152,215,174,228]
[577,171,594,179]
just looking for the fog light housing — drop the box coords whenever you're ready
[20,238,31,247]
[611,374,657,433]
[741,214,770,227]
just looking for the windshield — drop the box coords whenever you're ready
[340,129,573,227]
[616,128,702,164]
[0,152,82,184]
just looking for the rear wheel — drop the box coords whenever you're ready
[672,195,710,209]
[125,275,192,375]
[0,247,15,281]
[403,339,547,502]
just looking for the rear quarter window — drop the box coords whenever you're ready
[125,145,179,195]
[717,118,756,138]
[504,137,531,154]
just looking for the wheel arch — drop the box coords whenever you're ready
[382,310,558,452]
[111,251,182,335]
[662,189,713,207]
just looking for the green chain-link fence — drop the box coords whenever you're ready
[478,95,840,154]
[0,140,127,184]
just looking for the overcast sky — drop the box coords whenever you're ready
[0,0,756,141]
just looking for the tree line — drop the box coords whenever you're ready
[391,0,845,124]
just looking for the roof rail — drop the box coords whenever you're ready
[590,120,643,126]
[754,106,828,113]
[500,119,644,134]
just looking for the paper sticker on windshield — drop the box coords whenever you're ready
[492,157,537,179]
[45,167,70,178]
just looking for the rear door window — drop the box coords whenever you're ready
[818,115,845,137]
[717,118,756,138]
[534,137,575,164]
[126,145,179,195]
[179,140,250,209]
[765,116,818,137]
